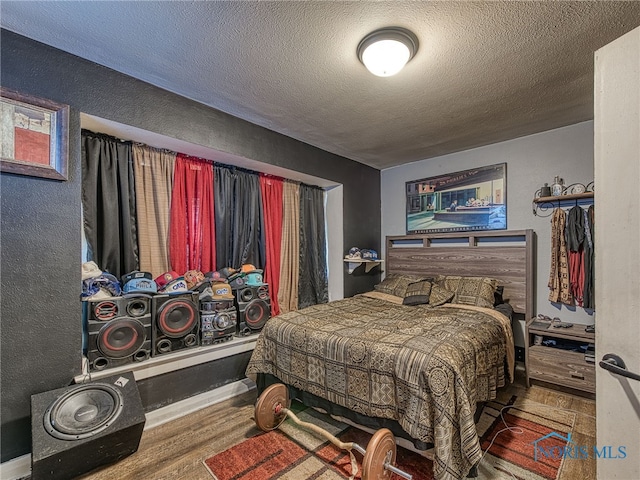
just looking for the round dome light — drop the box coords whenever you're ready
[357,27,419,77]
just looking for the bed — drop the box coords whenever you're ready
[246,230,533,480]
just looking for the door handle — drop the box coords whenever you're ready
[599,354,640,382]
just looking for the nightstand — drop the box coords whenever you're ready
[525,318,595,395]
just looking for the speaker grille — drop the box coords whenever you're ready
[156,299,197,337]
[97,318,146,358]
[44,384,124,440]
[244,299,269,329]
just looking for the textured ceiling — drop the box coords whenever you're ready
[2,1,639,170]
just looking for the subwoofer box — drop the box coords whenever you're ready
[31,371,145,480]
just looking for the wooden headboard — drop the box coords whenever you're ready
[386,230,534,319]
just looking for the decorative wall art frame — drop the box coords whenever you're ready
[0,87,69,181]
[406,163,507,234]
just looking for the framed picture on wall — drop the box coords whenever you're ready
[406,163,507,234]
[0,87,69,181]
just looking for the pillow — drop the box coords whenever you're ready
[428,284,455,307]
[402,280,433,306]
[436,275,498,309]
[374,273,427,298]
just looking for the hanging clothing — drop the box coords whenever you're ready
[259,174,284,317]
[298,184,329,309]
[214,166,265,270]
[132,144,176,278]
[81,130,138,279]
[565,205,585,306]
[169,154,216,274]
[583,205,595,309]
[278,181,300,313]
[548,208,573,304]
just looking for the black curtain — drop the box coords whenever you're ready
[81,130,138,279]
[298,184,328,309]
[214,166,265,270]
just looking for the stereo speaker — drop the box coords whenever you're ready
[84,295,152,371]
[151,292,200,355]
[31,371,145,480]
[235,285,271,335]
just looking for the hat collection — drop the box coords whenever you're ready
[81,262,271,372]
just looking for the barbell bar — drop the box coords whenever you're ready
[254,383,413,480]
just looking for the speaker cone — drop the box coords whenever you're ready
[44,384,124,440]
[157,300,197,338]
[244,300,268,329]
[126,298,149,317]
[240,288,254,303]
[97,318,145,358]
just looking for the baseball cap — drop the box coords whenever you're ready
[345,247,361,259]
[81,261,103,281]
[184,270,205,289]
[123,277,157,295]
[209,281,235,300]
[361,249,378,260]
[155,271,181,290]
[121,270,153,285]
[245,271,266,286]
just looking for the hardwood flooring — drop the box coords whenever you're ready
[74,371,595,480]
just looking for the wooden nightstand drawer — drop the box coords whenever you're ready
[528,346,595,393]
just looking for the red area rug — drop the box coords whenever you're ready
[204,395,574,480]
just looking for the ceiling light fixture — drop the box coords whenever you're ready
[357,27,419,77]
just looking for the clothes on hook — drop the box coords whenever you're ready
[548,204,594,309]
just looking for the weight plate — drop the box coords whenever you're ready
[362,428,396,480]
[254,383,289,431]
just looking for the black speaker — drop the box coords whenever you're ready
[235,285,271,335]
[151,292,200,355]
[31,371,145,480]
[84,295,152,371]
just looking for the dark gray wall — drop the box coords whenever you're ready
[0,29,381,462]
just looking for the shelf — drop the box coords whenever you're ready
[533,192,594,203]
[74,335,258,383]
[343,259,383,274]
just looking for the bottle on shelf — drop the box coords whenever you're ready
[551,176,564,196]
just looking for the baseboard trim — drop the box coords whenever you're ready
[0,454,30,480]
[0,378,256,480]
[145,378,256,429]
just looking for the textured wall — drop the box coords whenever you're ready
[0,29,381,461]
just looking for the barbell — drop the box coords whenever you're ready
[254,383,413,480]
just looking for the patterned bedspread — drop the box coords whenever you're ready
[246,293,514,480]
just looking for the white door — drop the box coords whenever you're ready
[594,26,640,479]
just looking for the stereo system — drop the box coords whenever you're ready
[200,299,237,344]
[82,282,272,372]
[31,371,145,480]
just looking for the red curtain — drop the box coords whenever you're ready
[169,154,216,274]
[259,174,284,316]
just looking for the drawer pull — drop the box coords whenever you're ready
[571,372,585,380]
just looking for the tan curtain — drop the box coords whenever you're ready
[278,180,300,313]
[132,144,176,277]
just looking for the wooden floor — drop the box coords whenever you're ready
[74,371,596,480]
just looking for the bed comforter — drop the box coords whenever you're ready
[246,292,514,480]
